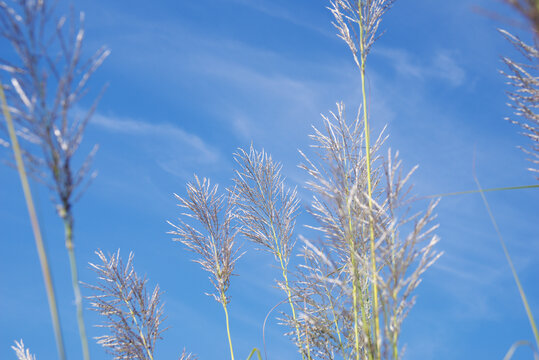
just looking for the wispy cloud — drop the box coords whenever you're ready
[229,0,332,37]
[92,113,223,178]
[374,47,466,87]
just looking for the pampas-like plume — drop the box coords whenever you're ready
[232,146,306,357]
[232,146,299,266]
[12,340,36,360]
[499,27,539,178]
[169,175,241,306]
[87,250,165,360]
[297,103,385,360]
[296,103,441,360]
[169,175,241,360]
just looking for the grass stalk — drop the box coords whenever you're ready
[246,348,263,360]
[358,1,381,358]
[473,172,539,350]
[252,165,305,360]
[125,304,155,360]
[222,296,235,360]
[212,237,235,360]
[116,282,155,360]
[324,284,346,357]
[63,216,90,360]
[348,218,371,360]
[424,184,539,199]
[279,261,307,359]
[0,81,67,360]
[271,224,307,360]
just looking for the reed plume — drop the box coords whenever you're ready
[288,1,442,358]
[231,146,305,357]
[12,340,36,360]
[87,250,166,360]
[296,103,440,360]
[498,9,539,178]
[169,175,242,360]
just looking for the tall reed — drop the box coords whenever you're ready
[169,175,242,360]
[0,1,109,359]
[0,82,65,360]
[296,104,440,360]
[165,2,441,359]
[231,146,305,357]
[329,1,397,356]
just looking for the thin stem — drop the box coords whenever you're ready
[324,284,346,358]
[0,81,67,360]
[473,173,539,349]
[345,182,370,360]
[120,294,155,360]
[279,261,305,356]
[64,217,90,360]
[246,348,263,360]
[358,1,381,358]
[268,220,307,360]
[210,234,235,360]
[222,298,235,360]
[424,184,539,199]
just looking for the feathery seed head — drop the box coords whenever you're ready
[12,340,36,360]
[169,175,242,305]
[232,145,300,265]
[87,250,165,360]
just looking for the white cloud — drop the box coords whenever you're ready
[432,51,466,87]
[374,47,466,87]
[92,113,223,178]
[229,0,332,37]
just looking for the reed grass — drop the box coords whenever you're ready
[3,1,538,359]
[494,0,539,353]
[87,250,166,360]
[231,146,305,358]
[1,81,66,360]
[0,1,109,359]
[169,175,242,360]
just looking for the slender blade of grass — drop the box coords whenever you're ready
[473,171,539,350]
[424,184,539,199]
[246,348,263,360]
[0,81,67,360]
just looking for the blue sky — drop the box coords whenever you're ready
[1,0,538,359]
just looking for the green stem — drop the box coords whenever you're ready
[246,348,263,360]
[210,235,235,360]
[358,1,380,358]
[473,174,539,350]
[121,294,155,360]
[325,284,346,358]
[348,212,371,360]
[425,184,539,199]
[269,222,308,360]
[64,217,90,360]
[222,298,235,360]
[0,82,67,360]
